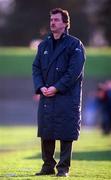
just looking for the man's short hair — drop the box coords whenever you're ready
[50,8,70,29]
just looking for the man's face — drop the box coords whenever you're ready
[50,13,66,33]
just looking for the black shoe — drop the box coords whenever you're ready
[56,171,69,177]
[35,169,55,176]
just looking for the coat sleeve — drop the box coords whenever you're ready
[54,40,86,93]
[32,44,45,94]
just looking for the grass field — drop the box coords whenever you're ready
[0,47,111,78]
[0,126,111,180]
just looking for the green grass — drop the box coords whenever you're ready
[0,48,35,77]
[85,48,111,78]
[0,47,111,77]
[0,126,111,179]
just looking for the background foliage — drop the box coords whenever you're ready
[0,0,111,46]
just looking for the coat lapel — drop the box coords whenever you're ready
[46,35,67,73]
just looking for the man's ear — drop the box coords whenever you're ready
[63,23,67,29]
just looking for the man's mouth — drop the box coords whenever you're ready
[51,25,56,28]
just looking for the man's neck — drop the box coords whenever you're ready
[53,32,64,40]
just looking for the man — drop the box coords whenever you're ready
[32,8,86,177]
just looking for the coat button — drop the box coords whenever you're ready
[56,67,59,71]
[44,104,47,108]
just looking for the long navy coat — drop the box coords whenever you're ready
[32,32,86,141]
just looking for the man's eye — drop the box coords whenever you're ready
[50,18,60,22]
[55,19,59,21]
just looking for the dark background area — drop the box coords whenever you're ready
[0,0,111,46]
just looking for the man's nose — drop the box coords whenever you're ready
[51,19,55,23]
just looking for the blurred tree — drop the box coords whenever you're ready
[0,0,15,46]
[0,0,89,46]
[85,0,108,47]
[99,0,111,45]
[2,0,51,46]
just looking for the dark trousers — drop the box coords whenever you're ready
[41,139,73,173]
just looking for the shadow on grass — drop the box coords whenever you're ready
[25,150,111,161]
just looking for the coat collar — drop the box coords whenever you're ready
[47,30,68,41]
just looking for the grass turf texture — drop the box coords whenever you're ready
[0,126,111,179]
[0,47,111,78]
